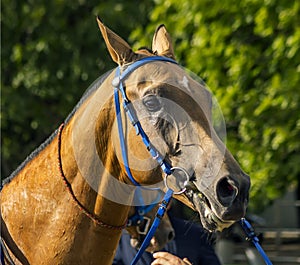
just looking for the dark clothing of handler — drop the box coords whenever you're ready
[113,216,221,265]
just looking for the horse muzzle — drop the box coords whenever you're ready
[185,174,250,232]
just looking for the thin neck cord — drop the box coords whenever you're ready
[57,123,127,230]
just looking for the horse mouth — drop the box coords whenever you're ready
[187,186,235,232]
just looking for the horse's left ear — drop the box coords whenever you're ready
[152,24,175,60]
[96,17,137,65]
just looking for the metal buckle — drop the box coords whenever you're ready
[164,166,190,195]
[136,216,151,235]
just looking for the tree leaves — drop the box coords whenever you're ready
[130,0,300,212]
[1,0,299,212]
[1,0,154,178]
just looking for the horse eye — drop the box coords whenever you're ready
[142,95,161,112]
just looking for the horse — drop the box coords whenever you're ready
[0,17,250,264]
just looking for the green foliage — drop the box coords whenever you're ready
[130,0,300,212]
[1,0,299,212]
[1,0,154,178]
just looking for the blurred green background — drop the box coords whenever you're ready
[1,0,299,213]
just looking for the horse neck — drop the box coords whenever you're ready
[51,115,133,264]
[1,72,137,264]
[60,114,132,229]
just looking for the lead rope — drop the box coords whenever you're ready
[239,218,273,265]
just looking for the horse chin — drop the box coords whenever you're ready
[191,191,235,232]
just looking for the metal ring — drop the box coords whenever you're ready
[164,167,190,195]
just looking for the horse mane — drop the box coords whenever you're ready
[2,70,113,186]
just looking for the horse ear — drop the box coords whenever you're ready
[96,17,136,65]
[152,24,175,60]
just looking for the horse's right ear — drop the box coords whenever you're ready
[96,17,137,65]
[152,24,175,60]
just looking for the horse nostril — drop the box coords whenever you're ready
[168,230,175,241]
[217,177,238,206]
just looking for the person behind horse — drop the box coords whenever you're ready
[113,200,221,265]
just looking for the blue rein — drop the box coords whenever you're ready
[113,56,180,265]
[130,189,174,265]
[239,218,273,265]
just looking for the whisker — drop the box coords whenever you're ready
[180,142,202,147]
[182,212,199,236]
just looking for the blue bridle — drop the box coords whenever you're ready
[113,56,178,182]
[113,56,190,265]
[112,56,272,265]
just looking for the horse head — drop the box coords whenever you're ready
[95,18,250,232]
